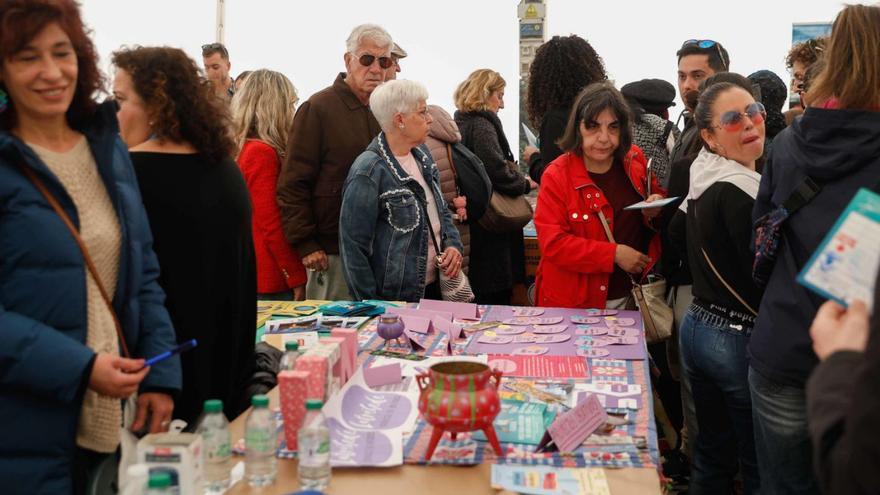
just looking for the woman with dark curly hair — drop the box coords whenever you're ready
[112,47,257,425]
[524,34,607,183]
[0,1,181,492]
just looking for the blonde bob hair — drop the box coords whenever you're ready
[454,69,506,112]
[231,69,298,158]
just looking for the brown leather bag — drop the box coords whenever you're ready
[477,161,533,233]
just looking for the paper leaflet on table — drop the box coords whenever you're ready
[798,188,879,312]
[471,399,556,445]
[319,367,420,467]
[571,383,643,410]
[491,464,611,495]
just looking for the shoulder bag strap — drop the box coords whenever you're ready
[692,202,758,316]
[598,210,641,288]
[444,143,462,196]
[18,165,131,358]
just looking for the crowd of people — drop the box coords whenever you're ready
[0,0,877,493]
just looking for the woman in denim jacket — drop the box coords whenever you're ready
[340,80,463,302]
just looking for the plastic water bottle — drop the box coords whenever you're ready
[145,471,172,495]
[120,464,149,495]
[245,394,277,487]
[197,399,231,492]
[280,340,300,371]
[298,399,331,490]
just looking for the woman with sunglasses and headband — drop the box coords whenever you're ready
[672,81,766,494]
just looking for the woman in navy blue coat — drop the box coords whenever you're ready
[0,1,181,493]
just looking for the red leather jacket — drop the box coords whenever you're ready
[238,140,307,294]
[534,145,663,309]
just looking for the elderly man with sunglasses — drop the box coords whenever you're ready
[277,24,394,301]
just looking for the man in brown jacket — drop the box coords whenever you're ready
[277,24,392,300]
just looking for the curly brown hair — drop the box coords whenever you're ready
[526,35,607,127]
[0,0,103,131]
[785,37,827,70]
[111,46,234,163]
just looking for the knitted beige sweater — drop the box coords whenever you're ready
[31,137,123,453]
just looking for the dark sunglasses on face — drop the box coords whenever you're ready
[715,102,766,132]
[681,39,727,69]
[357,53,393,69]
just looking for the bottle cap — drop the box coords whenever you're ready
[305,399,323,410]
[203,399,223,413]
[148,471,172,488]
[251,394,269,408]
[285,341,300,351]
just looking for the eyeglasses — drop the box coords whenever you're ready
[202,43,228,57]
[681,39,728,70]
[714,102,766,132]
[356,53,393,69]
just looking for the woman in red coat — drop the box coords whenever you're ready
[535,82,664,310]
[232,70,307,299]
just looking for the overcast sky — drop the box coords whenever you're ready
[80,0,852,152]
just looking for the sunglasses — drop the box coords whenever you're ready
[715,102,766,132]
[356,53,393,69]
[201,43,228,57]
[681,39,728,69]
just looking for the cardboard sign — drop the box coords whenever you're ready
[418,298,479,319]
[363,363,402,388]
[547,393,607,452]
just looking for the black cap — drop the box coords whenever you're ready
[621,79,677,115]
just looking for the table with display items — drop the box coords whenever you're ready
[228,302,662,494]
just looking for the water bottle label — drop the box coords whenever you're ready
[246,429,274,454]
[299,436,330,467]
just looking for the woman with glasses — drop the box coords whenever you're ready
[673,81,766,494]
[232,70,307,301]
[0,1,181,491]
[112,46,257,425]
[454,69,537,305]
[749,5,880,493]
[340,80,463,302]
[533,82,663,311]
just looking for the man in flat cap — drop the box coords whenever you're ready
[622,78,677,121]
[385,42,407,80]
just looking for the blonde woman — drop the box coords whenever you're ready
[454,69,537,304]
[232,70,307,300]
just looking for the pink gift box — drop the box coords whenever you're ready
[278,370,309,451]
[295,355,328,401]
[319,337,345,379]
[330,327,358,383]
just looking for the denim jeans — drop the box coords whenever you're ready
[748,366,820,495]
[680,304,759,494]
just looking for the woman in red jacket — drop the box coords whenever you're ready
[232,70,307,299]
[535,82,664,310]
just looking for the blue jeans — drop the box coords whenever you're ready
[680,304,759,494]
[749,366,820,494]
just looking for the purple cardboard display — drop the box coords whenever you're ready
[468,306,647,360]
[386,306,454,323]
[400,314,433,334]
[418,298,479,319]
[363,363,403,388]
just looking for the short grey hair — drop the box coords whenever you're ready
[370,80,429,132]
[345,24,393,54]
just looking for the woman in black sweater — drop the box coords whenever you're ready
[524,35,607,183]
[670,82,766,494]
[112,47,256,424]
[454,69,536,304]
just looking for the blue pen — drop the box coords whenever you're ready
[144,339,197,367]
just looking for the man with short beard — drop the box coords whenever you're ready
[277,24,393,300]
[659,38,730,467]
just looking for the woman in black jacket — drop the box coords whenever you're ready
[671,81,767,494]
[524,35,607,184]
[747,5,880,493]
[454,69,536,304]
